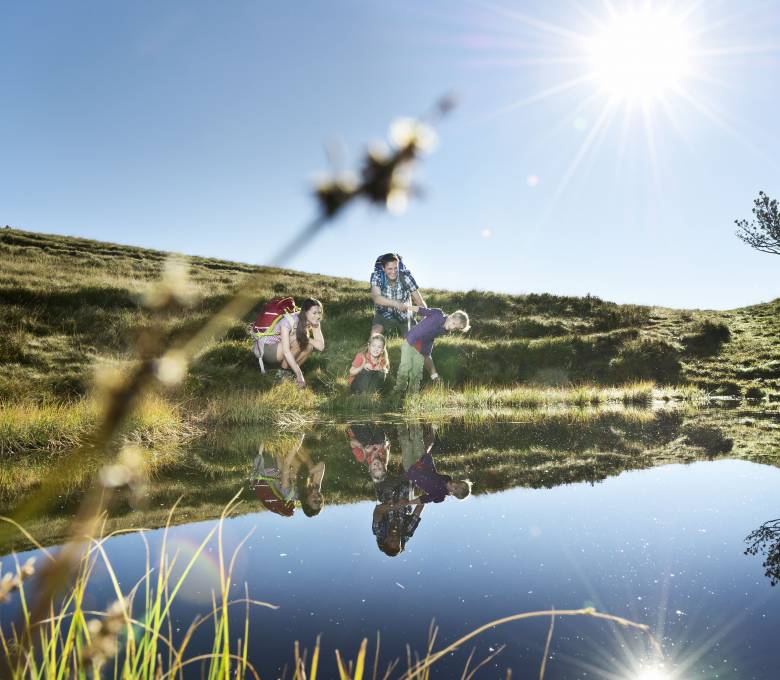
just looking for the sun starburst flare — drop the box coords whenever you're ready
[449,0,780,239]
[586,8,694,102]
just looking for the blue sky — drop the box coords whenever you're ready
[2,0,779,309]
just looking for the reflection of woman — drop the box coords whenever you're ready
[347,423,390,482]
[261,298,325,387]
[250,434,325,517]
[297,457,325,517]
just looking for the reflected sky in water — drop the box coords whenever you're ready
[2,420,779,678]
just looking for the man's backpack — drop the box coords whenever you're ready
[249,297,299,372]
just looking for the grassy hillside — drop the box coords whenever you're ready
[1,227,779,453]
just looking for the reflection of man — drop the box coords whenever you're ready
[370,253,438,381]
[372,475,423,557]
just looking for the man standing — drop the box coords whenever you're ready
[370,253,439,381]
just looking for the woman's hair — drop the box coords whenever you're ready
[297,464,324,517]
[296,298,323,350]
[367,333,390,372]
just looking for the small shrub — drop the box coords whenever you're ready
[682,424,734,455]
[0,328,40,366]
[681,320,731,356]
[744,385,766,400]
[714,380,741,397]
[609,338,682,384]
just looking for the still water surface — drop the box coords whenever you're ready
[2,416,779,678]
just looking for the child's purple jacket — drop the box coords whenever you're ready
[406,453,451,504]
[405,307,446,357]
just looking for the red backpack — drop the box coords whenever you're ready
[251,480,295,517]
[249,297,299,372]
[251,297,298,335]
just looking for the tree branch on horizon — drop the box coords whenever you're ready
[735,190,780,256]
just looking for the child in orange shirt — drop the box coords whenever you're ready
[349,334,390,394]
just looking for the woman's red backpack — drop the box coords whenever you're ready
[251,480,295,517]
[248,297,299,373]
[251,297,297,335]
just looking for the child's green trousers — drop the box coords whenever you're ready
[393,342,425,396]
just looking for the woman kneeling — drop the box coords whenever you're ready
[263,298,325,388]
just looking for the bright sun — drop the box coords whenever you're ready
[587,8,693,102]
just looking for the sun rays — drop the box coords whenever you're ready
[585,8,693,102]
[452,0,780,222]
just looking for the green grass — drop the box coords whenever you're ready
[0,393,199,457]
[404,380,677,413]
[198,383,318,426]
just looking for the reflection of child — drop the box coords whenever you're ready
[349,334,390,394]
[372,478,423,557]
[406,453,471,504]
[347,423,389,482]
[397,422,436,471]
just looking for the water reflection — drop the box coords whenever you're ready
[346,422,391,482]
[369,422,474,557]
[249,433,325,518]
[1,408,776,557]
[745,517,780,586]
[399,422,471,503]
[373,473,423,557]
[2,412,780,677]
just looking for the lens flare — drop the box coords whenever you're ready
[587,9,692,101]
[635,666,673,680]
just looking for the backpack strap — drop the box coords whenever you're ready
[250,311,300,373]
[373,255,415,295]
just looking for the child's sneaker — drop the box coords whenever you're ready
[387,392,406,410]
[275,369,295,383]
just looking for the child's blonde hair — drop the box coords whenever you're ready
[451,479,472,500]
[367,333,390,372]
[450,311,471,332]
